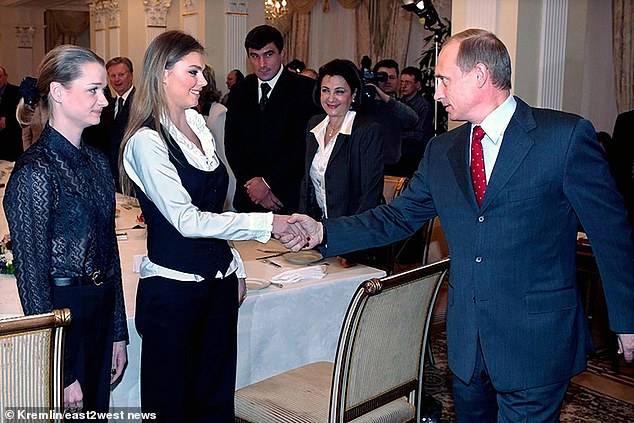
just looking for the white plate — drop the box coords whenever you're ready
[282,250,323,265]
[246,277,270,290]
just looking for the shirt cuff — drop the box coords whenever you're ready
[251,212,274,243]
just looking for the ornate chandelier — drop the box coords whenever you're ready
[265,0,288,22]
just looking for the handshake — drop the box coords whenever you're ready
[272,214,323,252]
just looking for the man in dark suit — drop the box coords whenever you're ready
[85,57,135,190]
[225,25,319,213]
[608,110,634,224]
[283,29,634,422]
[0,66,23,161]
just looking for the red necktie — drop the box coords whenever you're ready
[470,125,486,206]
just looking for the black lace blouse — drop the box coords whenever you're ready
[4,124,128,343]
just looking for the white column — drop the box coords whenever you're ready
[182,0,199,39]
[144,0,172,45]
[226,0,248,74]
[107,1,121,58]
[88,1,108,59]
[465,0,497,32]
[536,0,568,110]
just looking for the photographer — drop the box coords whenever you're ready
[360,59,417,173]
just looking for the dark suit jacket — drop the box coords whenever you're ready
[322,97,634,391]
[225,69,319,213]
[299,113,384,220]
[0,83,23,161]
[84,88,135,190]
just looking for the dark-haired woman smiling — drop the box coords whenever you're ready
[299,59,384,266]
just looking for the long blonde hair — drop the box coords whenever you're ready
[119,30,205,195]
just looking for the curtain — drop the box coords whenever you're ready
[285,11,312,64]
[283,0,360,65]
[282,0,407,68]
[44,11,90,52]
[356,0,412,67]
[613,0,634,113]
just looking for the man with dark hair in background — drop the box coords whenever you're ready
[225,24,319,213]
[392,66,434,178]
[361,59,418,174]
[0,66,23,161]
[221,69,244,106]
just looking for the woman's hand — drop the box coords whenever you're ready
[111,341,128,384]
[64,380,83,411]
[238,277,247,306]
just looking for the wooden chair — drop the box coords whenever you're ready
[382,175,409,204]
[235,259,450,423]
[0,309,71,416]
[383,176,409,274]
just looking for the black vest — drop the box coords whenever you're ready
[134,122,233,279]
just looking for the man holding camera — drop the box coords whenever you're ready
[361,59,418,173]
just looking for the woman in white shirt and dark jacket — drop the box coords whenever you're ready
[298,59,384,266]
[119,31,295,422]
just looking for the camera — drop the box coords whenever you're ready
[361,69,388,85]
[359,56,388,99]
[360,56,388,85]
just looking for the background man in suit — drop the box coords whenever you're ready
[393,66,434,178]
[284,29,634,422]
[607,110,634,224]
[85,57,135,190]
[0,66,23,161]
[221,69,244,106]
[225,25,319,213]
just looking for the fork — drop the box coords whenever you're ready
[261,259,281,268]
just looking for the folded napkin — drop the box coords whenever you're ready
[271,265,327,284]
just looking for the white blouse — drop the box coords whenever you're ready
[123,108,273,281]
[308,110,356,218]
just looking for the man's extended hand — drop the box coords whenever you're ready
[617,333,634,362]
[272,215,308,246]
[278,214,323,251]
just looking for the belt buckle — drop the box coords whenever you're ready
[90,270,103,286]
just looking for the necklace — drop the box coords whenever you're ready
[327,122,342,138]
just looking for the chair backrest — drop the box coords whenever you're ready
[329,259,450,422]
[383,176,409,204]
[422,216,449,265]
[0,309,71,416]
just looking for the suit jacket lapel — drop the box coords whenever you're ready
[447,123,479,211]
[480,98,536,210]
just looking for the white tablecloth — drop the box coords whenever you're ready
[0,165,386,408]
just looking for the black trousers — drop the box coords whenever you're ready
[136,274,239,423]
[52,282,115,417]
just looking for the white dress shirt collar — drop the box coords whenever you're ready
[476,94,516,146]
[310,110,356,150]
[118,85,134,103]
[258,64,284,99]
[470,95,516,182]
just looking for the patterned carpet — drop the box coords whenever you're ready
[586,350,634,389]
[424,333,634,422]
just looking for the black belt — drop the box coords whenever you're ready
[49,270,106,287]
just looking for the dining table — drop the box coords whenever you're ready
[0,160,386,409]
